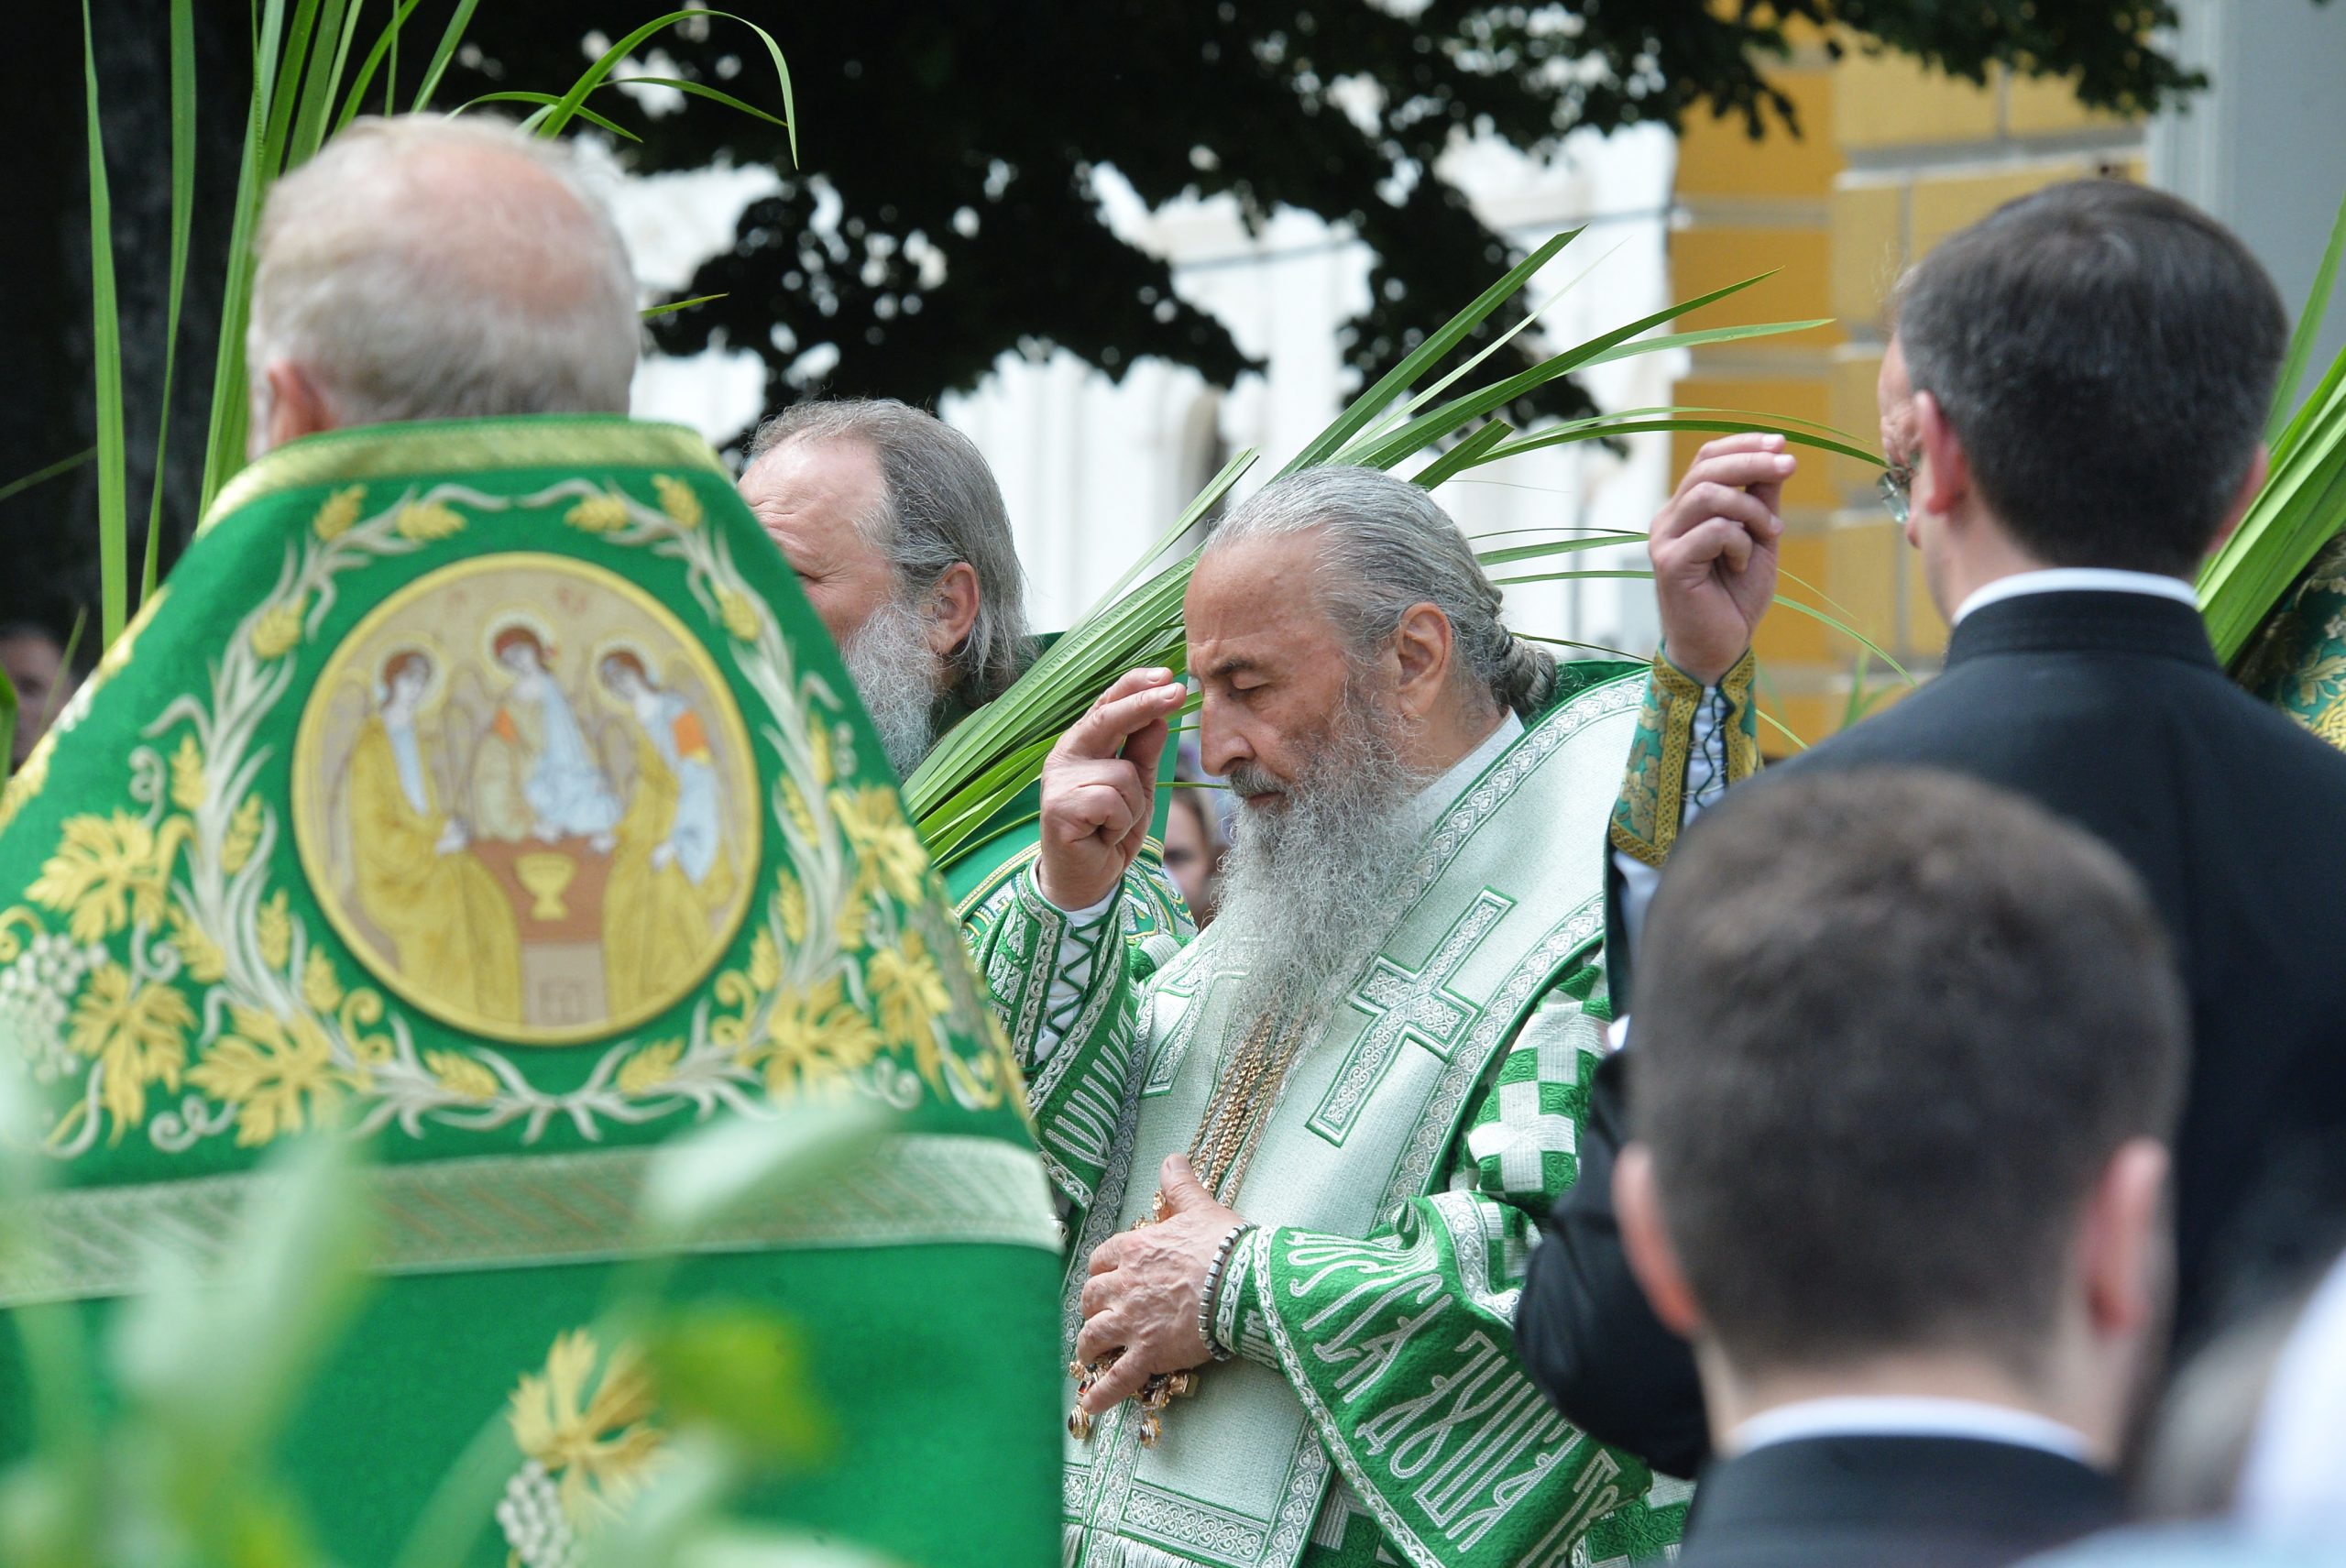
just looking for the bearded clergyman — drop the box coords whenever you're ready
[969,462,1784,1568]
[737,402,1191,1190]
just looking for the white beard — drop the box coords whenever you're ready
[839,596,943,780]
[1210,689,1431,1044]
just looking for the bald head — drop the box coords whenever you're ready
[247,115,638,453]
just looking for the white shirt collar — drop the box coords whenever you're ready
[1727,1396,2094,1464]
[1952,567,2200,626]
[1409,710,1523,831]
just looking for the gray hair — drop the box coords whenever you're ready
[1204,466,1554,719]
[249,115,639,429]
[748,400,1033,714]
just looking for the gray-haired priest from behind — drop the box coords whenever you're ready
[970,450,1795,1568]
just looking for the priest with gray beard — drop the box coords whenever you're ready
[970,453,1790,1568]
[737,398,1189,959]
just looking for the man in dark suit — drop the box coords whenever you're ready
[1518,178,2346,1478]
[1612,769,2183,1568]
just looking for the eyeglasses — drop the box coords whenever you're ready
[1877,464,1912,527]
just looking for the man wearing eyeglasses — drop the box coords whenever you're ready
[1518,178,2346,1493]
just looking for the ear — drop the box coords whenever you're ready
[924,560,982,662]
[1390,601,1454,716]
[2202,444,2272,559]
[257,360,338,455]
[1615,1144,1707,1340]
[1911,390,1972,521]
[2079,1137,2172,1343]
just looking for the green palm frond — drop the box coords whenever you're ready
[904,234,1894,868]
[2200,190,2346,665]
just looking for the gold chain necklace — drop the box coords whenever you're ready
[1069,1006,1305,1446]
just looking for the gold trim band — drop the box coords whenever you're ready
[200,415,724,536]
[0,1132,1058,1307]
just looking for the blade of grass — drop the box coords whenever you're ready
[0,449,96,507]
[198,0,290,510]
[532,10,794,164]
[1410,420,1512,488]
[141,0,200,605]
[261,0,325,172]
[407,0,480,112]
[81,0,129,649]
[615,74,788,129]
[1573,317,1833,371]
[336,0,427,132]
[46,611,88,740]
[642,292,728,318]
[1339,274,1787,471]
[1279,230,1579,477]
[454,89,643,142]
[1339,239,1619,461]
[2269,191,2346,445]
[287,0,359,164]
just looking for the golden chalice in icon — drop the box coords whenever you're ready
[514,851,577,921]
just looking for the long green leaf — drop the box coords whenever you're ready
[531,10,794,163]
[1573,317,1834,370]
[616,74,789,129]
[141,0,199,605]
[198,0,289,511]
[2269,190,2346,446]
[453,89,643,142]
[81,0,128,649]
[334,0,425,130]
[0,449,96,508]
[287,0,359,165]
[1411,420,1512,488]
[1279,230,1578,477]
[641,292,729,318]
[1337,272,1783,470]
[407,0,480,112]
[1476,413,1880,470]
[261,0,325,172]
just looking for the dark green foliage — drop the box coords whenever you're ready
[449,2,2225,449]
[5,1,2231,624]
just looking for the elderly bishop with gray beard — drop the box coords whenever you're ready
[970,448,1790,1568]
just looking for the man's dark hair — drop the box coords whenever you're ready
[1630,768,2188,1378]
[1896,179,2286,577]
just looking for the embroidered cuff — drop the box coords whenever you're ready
[1211,1224,1256,1357]
[1715,647,1760,788]
[1608,649,1760,868]
[1231,1227,1280,1368]
[1021,862,1123,929]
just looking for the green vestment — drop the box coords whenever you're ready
[0,416,1059,1567]
[962,661,1757,1568]
[2238,530,2346,746]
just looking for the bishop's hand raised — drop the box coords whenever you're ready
[1037,667,1185,913]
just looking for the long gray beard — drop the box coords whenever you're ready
[839,597,942,780]
[1211,696,1430,1044]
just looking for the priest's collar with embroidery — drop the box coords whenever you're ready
[198,414,722,537]
[1406,708,1523,836]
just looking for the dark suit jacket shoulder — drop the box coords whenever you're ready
[1670,1435,2123,1568]
[1518,590,2346,1476]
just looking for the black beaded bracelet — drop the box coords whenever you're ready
[1199,1223,1254,1362]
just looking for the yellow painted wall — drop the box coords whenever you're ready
[1669,43,2146,748]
